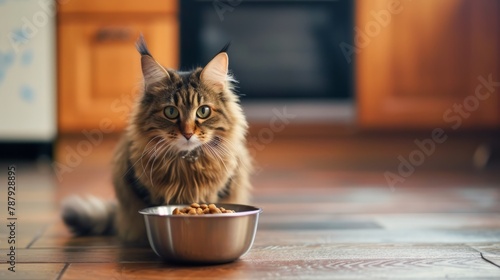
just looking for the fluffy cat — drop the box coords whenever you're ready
[62,36,252,243]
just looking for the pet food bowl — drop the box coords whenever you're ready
[139,204,262,264]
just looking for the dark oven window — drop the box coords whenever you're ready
[181,0,354,101]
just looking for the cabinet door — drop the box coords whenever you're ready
[357,0,499,129]
[58,17,178,132]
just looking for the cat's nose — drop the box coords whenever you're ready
[182,133,193,140]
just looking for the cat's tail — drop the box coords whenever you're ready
[61,196,117,236]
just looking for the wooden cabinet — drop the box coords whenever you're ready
[58,1,178,133]
[357,0,500,129]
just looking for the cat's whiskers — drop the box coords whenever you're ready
[212,136,237,150]
[160,144,176,167]
[140,138,166,182]
[141,138,165,175]
[122,135,163,179]
[148,141,170,189]
[140,135,164,160]
[209,137,234,158]
[139,138,164,175]
[214,143,232,156]
[202,144,230,175]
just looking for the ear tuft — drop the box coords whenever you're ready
[219,42,231,54]
[136,34,152,56]
[136,35,170,87]
[200,52,229,91]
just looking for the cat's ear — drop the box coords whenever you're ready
[200,45,230,91]
[136,35,170,87]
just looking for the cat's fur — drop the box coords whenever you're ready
[62,36,252,243]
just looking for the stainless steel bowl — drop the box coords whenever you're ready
[139,204,262,264]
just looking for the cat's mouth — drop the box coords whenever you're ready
[176,136,222,162]
[175,135,202,152]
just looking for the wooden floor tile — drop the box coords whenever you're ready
[30,220,122,249]
[253,229,500,246]
[60,258,500,280]
[469,244,500,267]
[0,222,48,249]
[2,132,500,279]
[247,243,482,261]
[374,213,500,230]
[0,248,160,263]
[0,263,65,280]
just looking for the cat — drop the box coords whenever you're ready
[62,36,252,243]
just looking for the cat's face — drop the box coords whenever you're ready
[142,69,233,153]
[133,37,244,157]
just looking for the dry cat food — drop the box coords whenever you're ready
[172,203,236,215]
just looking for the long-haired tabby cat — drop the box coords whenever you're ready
[62,36,252,243]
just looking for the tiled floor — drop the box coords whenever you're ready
[1,131,499,279]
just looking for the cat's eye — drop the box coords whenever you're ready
[196,105,211,119]
[164,106,179,119]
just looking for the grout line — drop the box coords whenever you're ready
[480,252,500,269]
[25,224,50,249]
[56,263,70,280]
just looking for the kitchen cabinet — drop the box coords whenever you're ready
[58,0,178,133]
[356,0,499,129]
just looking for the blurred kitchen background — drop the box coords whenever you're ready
[0,0,499,170]
[2,2,500,277]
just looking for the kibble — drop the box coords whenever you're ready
[191,203,200,208]
[172,203,236,215]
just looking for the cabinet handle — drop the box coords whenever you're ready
[95,27,132,42]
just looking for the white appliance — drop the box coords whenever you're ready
[0,0,56,150]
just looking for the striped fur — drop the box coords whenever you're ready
[62,36,252,243]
